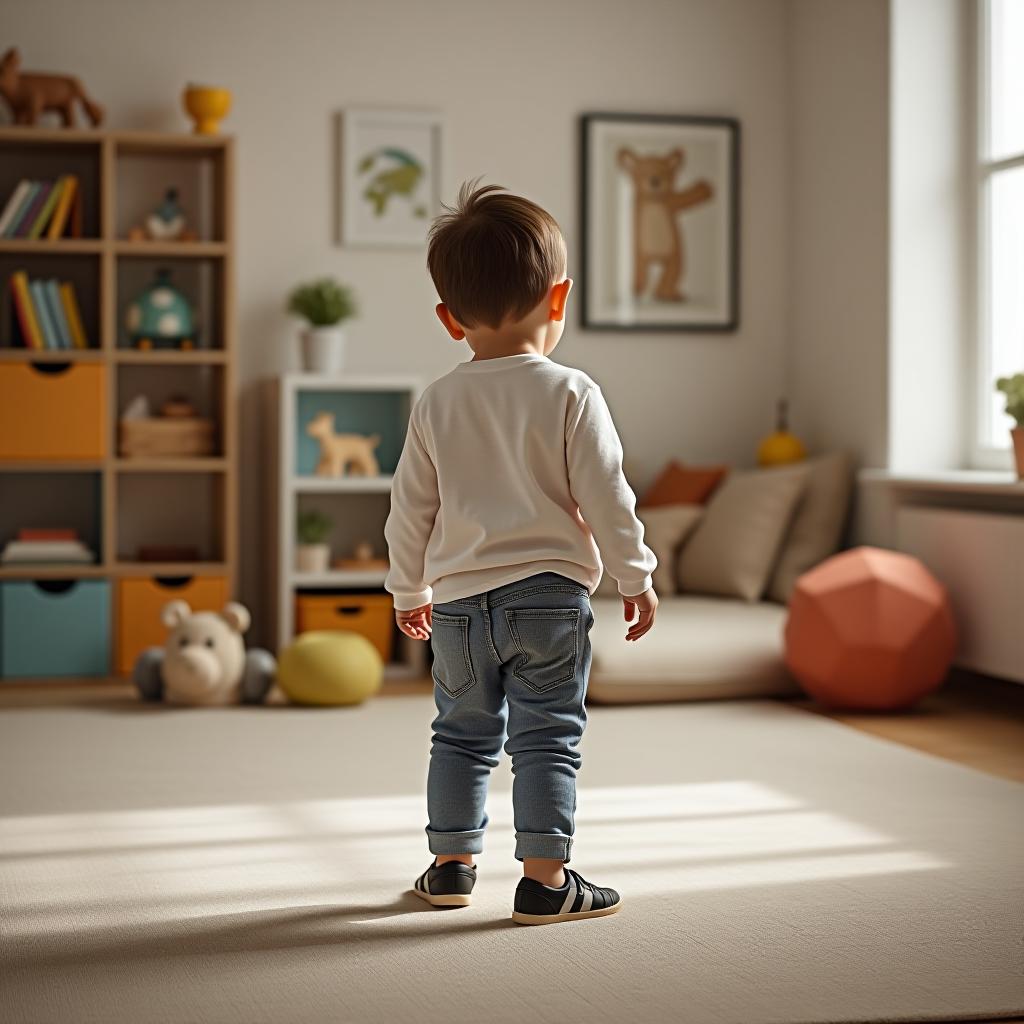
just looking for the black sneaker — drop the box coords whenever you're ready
[411,860,477,907]
[512,868,621,925]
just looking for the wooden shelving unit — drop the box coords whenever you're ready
[0,127,237,682]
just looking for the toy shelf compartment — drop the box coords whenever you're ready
[0,578,110,678]
[115,139,228,243]
[293,491,391,582]
[116,471,227,566]
[116,362,226,458]
[116,255,225,352]
[0,135,102,240]
[0,470,104,577]
[0,251,100,350]
[294,387,411,478]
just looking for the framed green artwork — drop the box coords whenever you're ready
[338,107,445,248]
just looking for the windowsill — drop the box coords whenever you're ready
[859,468,1024,495]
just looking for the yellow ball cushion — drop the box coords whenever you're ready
[277,630,383,706]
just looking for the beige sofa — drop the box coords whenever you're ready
[587,454,852,704]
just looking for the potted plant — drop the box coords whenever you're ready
[296,508,332,574]
[995,374,1024,479]
[287,278,357,374]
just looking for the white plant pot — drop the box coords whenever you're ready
[301,326,346,374]
[295,543,330,574]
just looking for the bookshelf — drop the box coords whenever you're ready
[265,373,426,680]
[0,127,237,682]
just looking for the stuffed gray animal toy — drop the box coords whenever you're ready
[133,600,276,706]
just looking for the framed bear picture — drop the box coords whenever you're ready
[579,113,739,332]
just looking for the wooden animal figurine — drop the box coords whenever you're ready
[617,147,713,302]
[306,412,381,477]
[0,48,104,127]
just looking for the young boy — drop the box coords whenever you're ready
[384,182,658,925]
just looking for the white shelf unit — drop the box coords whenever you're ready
[265,373,424,679]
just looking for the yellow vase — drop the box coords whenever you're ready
[758,399,807,466]
[183,85,232,135]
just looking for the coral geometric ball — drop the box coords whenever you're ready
[757,398,807,466]
[784,547,958,711]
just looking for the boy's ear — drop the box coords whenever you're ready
[435,303,466,341]
[549,279,573,322]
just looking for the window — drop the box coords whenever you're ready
[977,0,1024,460]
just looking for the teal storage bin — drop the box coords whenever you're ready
[0,580,110,678]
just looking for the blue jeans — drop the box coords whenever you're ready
[426,573,594,863]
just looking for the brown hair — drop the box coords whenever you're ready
[426,181,566,330]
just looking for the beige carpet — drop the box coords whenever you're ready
[0,695,1022,1024]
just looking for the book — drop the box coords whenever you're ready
[9,271,45,350]
[7,181,41,238]
[1,539,95,564]
[14,181,51,238]
[59,282,88,349]
[29,279,59,349]
[18,528,78,542]
[44,280,72,348]
[0,179,32,237]
[46,176,78,240]
[27,180,63,240]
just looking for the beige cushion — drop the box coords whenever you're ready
[595,504,703,597]
[677,465,808,602]
[587,595,797,702]
[766,452,853,604]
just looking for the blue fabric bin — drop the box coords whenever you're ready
[0,579,110,678]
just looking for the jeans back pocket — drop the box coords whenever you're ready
[505,608,580,693]
[431,612,475,698]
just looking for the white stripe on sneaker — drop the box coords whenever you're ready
[559,875,578,915]
[580,888,594,913]
[423,871,431,895]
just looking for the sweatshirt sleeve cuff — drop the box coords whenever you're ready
[617,575,653,598]
[392,587,433,612]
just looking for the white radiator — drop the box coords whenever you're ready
[897,507,1024,683]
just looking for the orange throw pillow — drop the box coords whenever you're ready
[641,460,729,508]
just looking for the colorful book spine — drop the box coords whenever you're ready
[14,182,51,238]
[46,176,78,240]
[59,282,88,349]
[9,272,45,350]
[7,181,41,238]
[0,179,32,237]
[28,180,63,240]
[44,280,72,348]
[18,528,78,542]
[29,279,59,349]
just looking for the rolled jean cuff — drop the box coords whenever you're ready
[426,827,485,855]
[514,831,573,862]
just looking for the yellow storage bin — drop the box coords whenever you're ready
[295,593,394,662]
[0,363,106,460]
[116,575,228,676]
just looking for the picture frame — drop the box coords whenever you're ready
[337,108,445,248]
[579,112,740,332]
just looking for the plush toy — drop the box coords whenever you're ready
[0,48,104,127]
[133,600,276,707]
[617,147,713,302]
[306,412,381,477]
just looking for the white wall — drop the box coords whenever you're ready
[789,0,891,468]
[4,0,794,639]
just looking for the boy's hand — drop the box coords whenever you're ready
[396,603,432,641]
[623,588,658,642]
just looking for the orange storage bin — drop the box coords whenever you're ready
[116,575,229,676]
[295,593,394,662]
[0,362,106,460]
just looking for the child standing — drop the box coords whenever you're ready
[384,183,658,925]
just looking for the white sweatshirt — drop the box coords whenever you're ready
[384,353,656,610]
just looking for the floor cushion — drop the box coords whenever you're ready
[587,596,797,703]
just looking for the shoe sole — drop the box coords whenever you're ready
[412,888,472,908]
[511,901,622,926]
